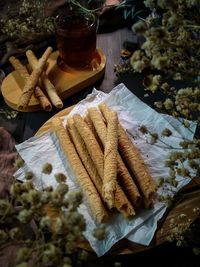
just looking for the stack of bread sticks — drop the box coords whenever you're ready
[52,102,157,224]
[9,46,63,111]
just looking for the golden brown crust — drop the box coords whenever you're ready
[9,56,52,111]
[18,47,53,108]
[51,117,109,223]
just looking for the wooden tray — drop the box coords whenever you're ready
[1,49,106,112]
[36,106,200,255]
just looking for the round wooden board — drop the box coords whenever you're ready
[36,107,200,255]
[1,49,106,112]
[36,105,74,135]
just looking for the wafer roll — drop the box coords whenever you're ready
[73,114,104,179]
[84,114,102,146]
[67,117,106,204]
[114,186,135,218]
[9,56,52,111]
[26,50,63,109]
[88,107,141,206]
[99,102,156,207]
[102,110,118,209]
[18,46,53,108]
[73,113,135,217]
[51,117,108,223]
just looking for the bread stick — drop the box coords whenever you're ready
[99,102,156,207]
[114,186,135,218]
[84,114,102,147]
[18,46,53,108]
[67,117,106,204]
[88,107,141,207]
[102,110,118,209]
[9,56,52,111]
[26,50,63,109]
[51,117,108,223]
[73,113,135,217]
[73,114,104,179]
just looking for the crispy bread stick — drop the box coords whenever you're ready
[51,117,108,223]
[73,113,135,217]
[102,110,118,209]
[26,50,63,109]
[88,107,141,207]
[18,46,53,108]
[67,117,107,205]
[73,114,104,179]
[99,102,156,207]
[9,56,52,111]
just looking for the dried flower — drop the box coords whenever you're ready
[161,128,172,137]
[56,183,69,196]
[42,163,53,174]
[24,171,33,180]
[143,74,162,93]
[139,125,148,134]
[17,209,33,223]
[55,172,67,183]
[0,161,104,266]
[93,225,107,240]
[9,227,21,240]
[39,216,52,229]
[14,158,24,168]
[156,177,164,187]
[149,132,158,144]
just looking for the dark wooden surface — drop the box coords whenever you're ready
[97,27,136,92]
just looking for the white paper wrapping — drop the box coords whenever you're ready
[14,83,196,257]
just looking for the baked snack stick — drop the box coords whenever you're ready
[84,114,102,147]
[26,50,63,109]
[99,102,156,207]
[73,113,135,217]
[102,110,118,209]
[88,107,141,207]
[73,114,104,179]
[51,117,108,223]
[68,117,135,217]
[9,56,52,111]
[67,117,107,205]
[114,186,135,218]
[18,46,53,109]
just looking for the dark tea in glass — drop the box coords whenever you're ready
[56,7,97,69]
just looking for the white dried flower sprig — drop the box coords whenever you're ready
[0,108,18,120]
[0,160,106,266]
[114,0,200,254]
[166,209,200,254]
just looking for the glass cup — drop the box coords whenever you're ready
[55,6,97,70]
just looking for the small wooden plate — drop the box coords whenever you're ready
[1,49,106,112]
